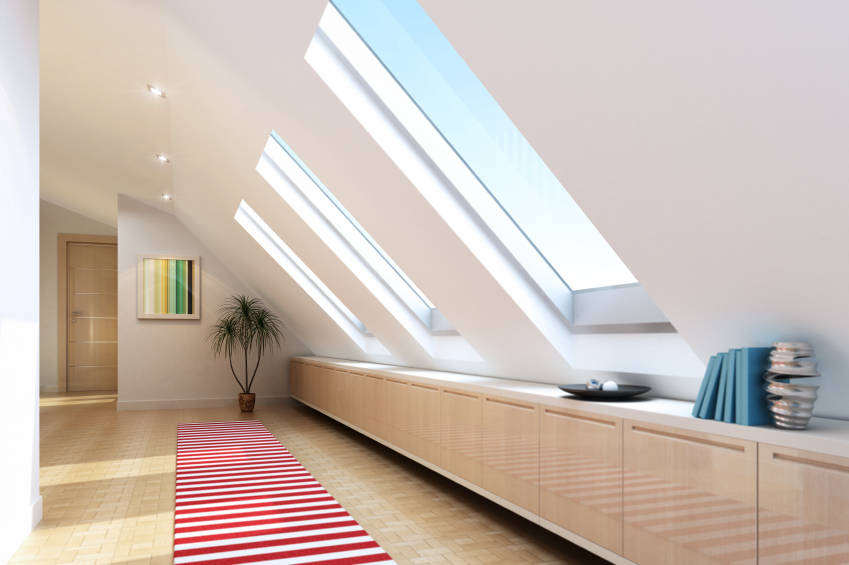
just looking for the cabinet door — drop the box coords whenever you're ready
[759,444,849,564]
[302,363,316,405]
[540,406,623,555]
[481,395,540,514]
[407,382,441,465]
[385,379,410,450]
[362,374,386,440]
[316,366,332,411]
[623,420,757,565]
[289,361,302,399]
[347,372,365,429]
[440,388,482,486]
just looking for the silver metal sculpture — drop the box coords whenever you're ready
[765,342,819,430]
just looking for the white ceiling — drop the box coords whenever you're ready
[40,0,849,418]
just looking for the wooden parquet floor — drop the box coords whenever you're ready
[9,392,611,565]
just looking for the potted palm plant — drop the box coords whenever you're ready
[206,295,284,412]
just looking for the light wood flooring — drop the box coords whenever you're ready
[9,392,611,565]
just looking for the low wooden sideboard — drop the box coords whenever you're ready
[290,356,849,565]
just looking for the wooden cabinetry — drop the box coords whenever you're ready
[407,382,441,465]
[385,379,410,450]
[440,388,482,486]
[540,407,623,555]
[361,373,386,440]
[290,360,304,399]
[758,444,849,564]
[481,394,540,514]
[623,420,757,565]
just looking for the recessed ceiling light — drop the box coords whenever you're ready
[162,194,172,200]
[148,85,165,97]
[156,154,169,163]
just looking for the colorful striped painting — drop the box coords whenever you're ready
[142,258,194,315]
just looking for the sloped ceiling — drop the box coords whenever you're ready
[40,0,849,417]
[416,0,849,417]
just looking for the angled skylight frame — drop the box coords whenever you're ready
[235,200,389,355]
[327,0,637,294]
[256,132,480,362]
[270,130,434,310]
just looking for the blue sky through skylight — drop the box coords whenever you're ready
[331,0,637,290]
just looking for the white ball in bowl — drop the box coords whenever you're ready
[602,380,619,391]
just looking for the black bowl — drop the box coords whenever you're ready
[558,384,651,400]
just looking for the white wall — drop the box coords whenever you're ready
[117,194,310,410]
[0,0,42,560]
[39,200,117,391]
[416,0,849,420]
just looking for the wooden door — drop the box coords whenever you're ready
[68,243,117,391]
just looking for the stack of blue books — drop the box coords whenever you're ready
[692,347,773,425]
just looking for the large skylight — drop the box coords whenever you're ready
[329,0,635,291]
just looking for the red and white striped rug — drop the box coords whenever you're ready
[174,420,396,565]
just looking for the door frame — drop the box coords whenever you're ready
[57,234,118,392]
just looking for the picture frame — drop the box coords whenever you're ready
[137,254,201,319]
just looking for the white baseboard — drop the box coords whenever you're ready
[116,395,290,411]
[31,496,42,529]
[39,385,58,393]
[0,496,43,565]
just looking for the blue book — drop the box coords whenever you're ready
[723,349,739,423]
[735,348,745,424]
[739,347,773,426]
[692,355,717,417]
[699,353,726,419]
[714,353,731,420]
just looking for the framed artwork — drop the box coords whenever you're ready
[137,254,201,319]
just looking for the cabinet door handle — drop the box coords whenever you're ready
[631,425,746,452]
[485,397,535,411]
[444,390,478,400]
[412,383,438,392]
[773,452,849,474]
[545,408,616,428]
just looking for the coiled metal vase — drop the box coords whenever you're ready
[764,342,819,430]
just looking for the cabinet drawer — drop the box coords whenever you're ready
[623,420,757,565]
[759,444,849,564]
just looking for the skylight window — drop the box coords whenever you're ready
[304,0,710,381]
[329,0,635,292]
[256,132,481,362]
[235,200,389,355]
[271,131,434,310]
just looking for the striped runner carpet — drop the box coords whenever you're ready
[174,420,396,565]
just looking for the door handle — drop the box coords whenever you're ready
[71,311,77,323]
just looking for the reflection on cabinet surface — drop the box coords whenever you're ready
[481,394,540,514]
[407,382,441,465]
[758,444,849,564]
[623,420,757,565]
[385,379,410,451]
[540,407,623,555]
[361,374,386,440]
[440,388,482,486]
